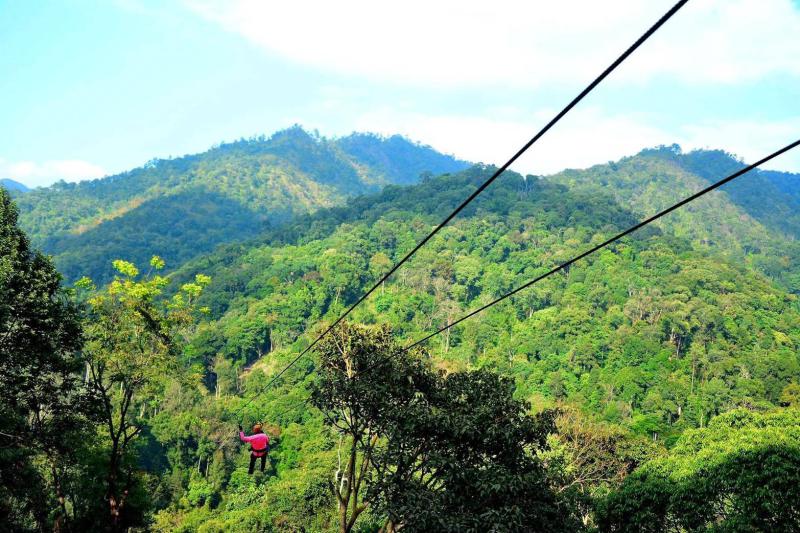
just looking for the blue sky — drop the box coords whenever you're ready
[1,0,798,187]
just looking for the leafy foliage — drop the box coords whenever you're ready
[311,323,570,532]
[373,371,571,532]
[79,257,209,530]
[5,143,800,531]
[597,408,800,532]
[0,188,94,531]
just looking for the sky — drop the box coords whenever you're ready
[1,0,798,188]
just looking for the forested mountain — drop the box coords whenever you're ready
[0,178,29,193]
[137,149,798,528]
[665,146,800,237]
[555,146,800,291]
[14,127,468,283]
[3,144,799,531]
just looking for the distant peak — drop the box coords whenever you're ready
[636,143,683,158]
[638,143,745,166]
[0,178,30,193]
[270,124,318,141]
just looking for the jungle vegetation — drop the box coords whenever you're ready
[1,138,799,532]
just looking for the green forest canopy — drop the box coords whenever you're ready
[154,148,799,528]
[2,141,800,531]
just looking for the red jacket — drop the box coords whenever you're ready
[239,431,269,457]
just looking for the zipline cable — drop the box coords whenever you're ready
[234,0,690,416]
[400,139,800,352]
[228,139,800,466]
[245,139,800,429]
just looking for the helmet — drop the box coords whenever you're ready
[252,423,263,433]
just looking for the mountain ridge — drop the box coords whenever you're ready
[159,150,799,463]
[173,144,800,312]
[15,127,468,283]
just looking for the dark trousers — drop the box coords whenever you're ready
[248,453,266,474]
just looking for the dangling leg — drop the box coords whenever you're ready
[260,454,266,472]
[248,453,256,475]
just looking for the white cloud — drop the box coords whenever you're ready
[336,107,800,174]
[172,0,800,176]
[185,0,800,88]
[345,107,669,174]
[0,159,107,188]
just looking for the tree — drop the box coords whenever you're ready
[374,370,571,532]
[539,407,660,527]
[597,408,800,532]
[780,383,800,407]
[311,322,572,532]
[0,189,95,532]
[311,322,434,533]
[79,257,209,531]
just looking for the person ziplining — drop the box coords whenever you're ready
[239,423,270,474]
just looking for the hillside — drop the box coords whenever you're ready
[15,127,468,283]
[174,152,799,405]
[638,145,800,238]
[5,145,800,531]
[147,151,800,528]
[175,145,800,318]
[553,146,800,292]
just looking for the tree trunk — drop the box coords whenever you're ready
[339,503,348,533]
[380,520,398,533]
[108,445,122,531]
[107,430,133,532]
[51,463,69,532]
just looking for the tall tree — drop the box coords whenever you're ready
[0,189,93,532]
[79,257,209,531]
[373,370,571,532]
[311,322,572,532]
[311,322,432,533]
[539,407,660,528]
